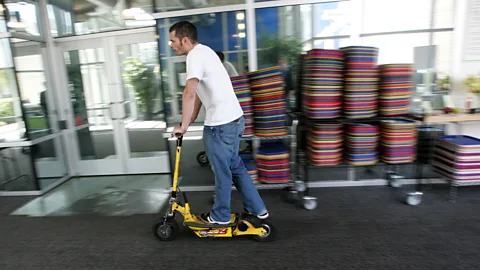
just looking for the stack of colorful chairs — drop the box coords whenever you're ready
[256,142,290,183]
[340,46,379,119]
[380,119,417,164]
[379,64,414,116]
[307,122,343,166]
[302,49,344,119]
[247,67,287,137]
[433,135,480,184]
[231,75,254,136]
[345,123,380,166]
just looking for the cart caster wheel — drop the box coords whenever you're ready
[303,197,317,210]
[389,178,402,188]
[197,151,209,166]
[153,218,179,241]
[283,187,299,203]
[253,220,277,242]
[406,192,423,206]
[387,173,403,188]
[294,181,307,192]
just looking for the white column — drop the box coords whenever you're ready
[246,0,257,71]
[38,0,76,176]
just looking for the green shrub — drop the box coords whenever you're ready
[0,101,14,118]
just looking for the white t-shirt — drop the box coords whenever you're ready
[186,44,244,126]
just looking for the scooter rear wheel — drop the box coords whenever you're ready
[253,220,277,242]
[153,218,179,241]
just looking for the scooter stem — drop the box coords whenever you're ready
[172,135,182,193]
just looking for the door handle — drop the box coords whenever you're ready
[108,102,117,120]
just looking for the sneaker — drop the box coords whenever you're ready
[200,213,231,225]
[244,208,269,219]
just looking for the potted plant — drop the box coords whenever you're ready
[122,58,158,120]
[436,73,451,92]
[463,73,480,94]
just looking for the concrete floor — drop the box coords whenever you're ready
[10,175,171,217]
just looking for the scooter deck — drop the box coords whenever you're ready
[184,213,239,228]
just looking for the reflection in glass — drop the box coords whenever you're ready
[256,2,351,69]
[119,42,162,121]
[64,48,116,160]
[314,38,350,50]
[31,137,68,189]
[0,146,31,191]
[12,40,55,140]
[361,33,430,65]
[158,11,248,127]
[47,0,156,37]
[432,31,453,78]
[0,137,67,191]
[362,0,431,33]
[118,42,168,158]
[4,0,40,36]
[312,2,350,37]
[0,38,27,143]
[434,0,455,28]
[1,3,7,32]
[155,0,244,12]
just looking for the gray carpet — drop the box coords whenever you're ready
[1,185,480,269]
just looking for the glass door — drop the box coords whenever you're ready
[114,32,170,174]
[59,38,124,175]
[57,31,170,176]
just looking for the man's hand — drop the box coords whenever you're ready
[172,125,186,139]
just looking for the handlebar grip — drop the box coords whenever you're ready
[175,123,183,146]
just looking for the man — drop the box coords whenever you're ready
[279,57,294,104]
[169,21,269,224]
[215,51,239,77]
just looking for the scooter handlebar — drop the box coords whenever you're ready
[175,123,183,146]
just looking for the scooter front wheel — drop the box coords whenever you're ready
[153,218,179,241]
[253,220,277,242]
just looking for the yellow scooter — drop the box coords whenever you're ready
[152,135,276,242]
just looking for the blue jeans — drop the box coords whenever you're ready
[203,116,268,222]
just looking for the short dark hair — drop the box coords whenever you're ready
[216,51,225,62]
[169,21,198,43]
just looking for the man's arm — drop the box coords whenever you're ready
[181,78,199,132]
[190,94,202,124]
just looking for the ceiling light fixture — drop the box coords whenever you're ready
[236,12,244,21]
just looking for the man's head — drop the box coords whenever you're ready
[216,51,225,62]
[169,21,198,55]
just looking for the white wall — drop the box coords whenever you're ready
[447,0,480,137]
